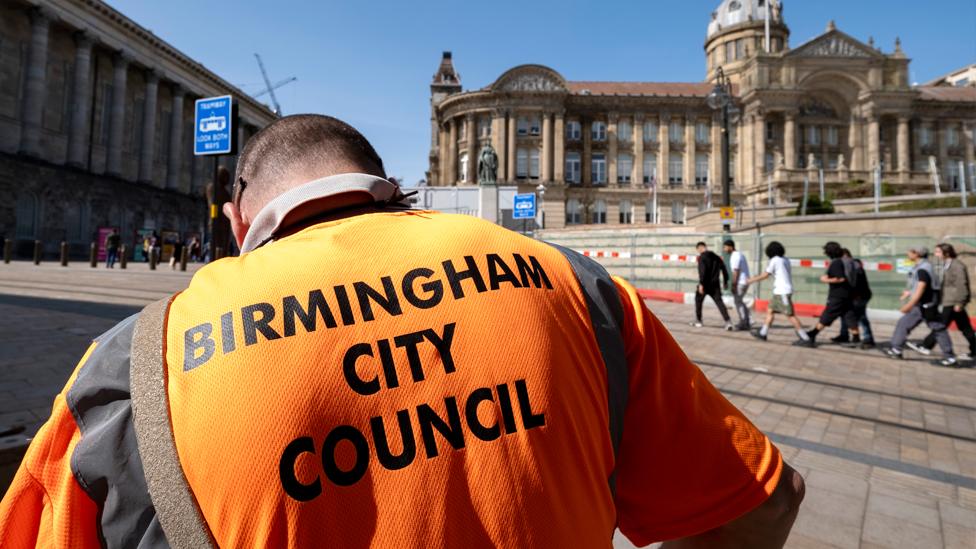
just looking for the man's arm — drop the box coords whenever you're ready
[719,257,729,288]
[662,463,805,548]
[901,280,927,313]
[747,272,770,285]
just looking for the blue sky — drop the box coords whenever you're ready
[110,0,975,186]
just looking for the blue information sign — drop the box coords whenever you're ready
[194,95,233,155]
[513,193,536,219]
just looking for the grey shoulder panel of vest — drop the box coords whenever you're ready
[546,243,628,469]
[66,314,167,548]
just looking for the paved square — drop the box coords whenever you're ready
[1,261,973,548]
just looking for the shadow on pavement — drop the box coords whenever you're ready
[0,293,142,321]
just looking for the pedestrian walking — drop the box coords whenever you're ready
[169,239,184,270]
[189,236,202,262]
[723,239,752,330]
[906,243,974,366]
[795,241,859,347]
[885,246,952,360]
[142,234,151,262]
[0,114,803,547]
[746,241,810,343]
[692,241,734,330]
[104,229,121,269]
[835,249,875,349]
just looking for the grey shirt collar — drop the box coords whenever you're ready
[240,173,409,253]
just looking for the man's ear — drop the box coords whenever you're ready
[223,202,250,248]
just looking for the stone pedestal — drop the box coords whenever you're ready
[479,184,498,224]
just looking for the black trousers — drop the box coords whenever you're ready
[923,307,976,355]
[696,286,730,323]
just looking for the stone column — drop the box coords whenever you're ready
[167,85,185,189]
[448,118,458,184]
[541,112,553,181]
[784,111,796,169]
[464,113,477,184]
[138,70,159,183]
[491,110,506,182]
[897,116,910,175]
[106,51,130,176]
[849,114,863,171]
[867,114,881,170]
[633,114,644,187]
[554,112,565,183]
[507,112,517,182]
[436,122,447,185]
[18,7,51,156]
[658,114,670,185]
[608,113,618,185]
[755,112,766,183]
[684,116,696,187]
[582,120,592,185]
[67,31,95,167]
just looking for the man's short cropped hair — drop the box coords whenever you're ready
[696,241,708,249]
[723,240,735,249]
[823,241,843,259]
[234,114,386,212]
[765,241,785,259]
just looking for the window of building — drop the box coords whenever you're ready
[529,115,541,136]
[644,121,658,142]
[592,153,607,184]
[766,121,775,141]
[15,193,38,239]
[591,199,607,224]
[948,126,959,147]
[592,121,607,141]
[765,152,775,172]
[643,153,657,184]
[696,122,710,144]
[458,152,468,182]
[618,153,633,183]
[669,121,682,143]
[566,120,581,140]
[695,153,709,185]
[566,152,581,184]
[947,162,961,190]
[729,0,741,11]
[726,41,735,63]
[671,200,685,224]
[729,153,736,184]
[529,148,540,179]
[826,126,838,146]
[828,154,839,170]
[645,200,656,223]
[516,148,528,178]
[65,202,89,243]
[565,198,582,225]
[736,38,745,59]
[920,126,932,147]
[806,125,820,146]
[478,117,491,138]
[458,118,467,141]
[619,200,633,224]
[618,120,632,142]
[517,116,529,136]
[669,152,683,185]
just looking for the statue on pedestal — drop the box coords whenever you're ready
[837,154,847,170]
[478,144,498,186]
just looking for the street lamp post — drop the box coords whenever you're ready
[707,67,740,233]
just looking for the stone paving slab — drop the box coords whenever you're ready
[1,262,975,548]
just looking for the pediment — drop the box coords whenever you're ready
[787,31,882,59]
[491,65,568,93]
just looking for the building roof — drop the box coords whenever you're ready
[567,82,717,97]
[708,0,782,38]
[916,86,976,102]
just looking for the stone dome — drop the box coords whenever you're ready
[707,0,783,38]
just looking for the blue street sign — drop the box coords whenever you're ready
[513,193,536,219]
[194,95,233,155]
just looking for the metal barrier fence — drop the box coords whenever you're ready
[539,231,974,311]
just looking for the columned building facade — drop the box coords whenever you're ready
[0,0,276,257]
[427,0,975,229]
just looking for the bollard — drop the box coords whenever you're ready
[4,239,12,264]
[180,246,189,272]
[60,241,69,267]
[89,242,97,268]
[149,248,157,270]
[120,244,127,269]
[33,240,42,265]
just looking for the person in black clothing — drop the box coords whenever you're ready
[795,241,859,347]
[835,249,875,349]
[692,241,733,330]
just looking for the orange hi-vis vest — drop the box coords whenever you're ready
[1,178,781,548]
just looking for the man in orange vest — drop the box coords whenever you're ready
[1,114,804,548]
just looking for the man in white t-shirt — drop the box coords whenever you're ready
[723,240,752,330]
[747,241,810,342]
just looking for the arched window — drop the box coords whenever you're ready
[591,199,607,224]
[65,201,90,243]
[458,152,468,182]
[617,120,632,142]
[565,198,582,225]
[15,194,38,238]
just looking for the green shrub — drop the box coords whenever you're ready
[795,195,836,216]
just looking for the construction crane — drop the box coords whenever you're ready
[253,53,295,116]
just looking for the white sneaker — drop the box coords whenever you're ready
[905,341,931,356]
[689,321,703,328]
[724,322,734,331]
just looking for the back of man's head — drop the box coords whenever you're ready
[235,114,386,217]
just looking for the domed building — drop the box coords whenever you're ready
[427,0,976,229]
